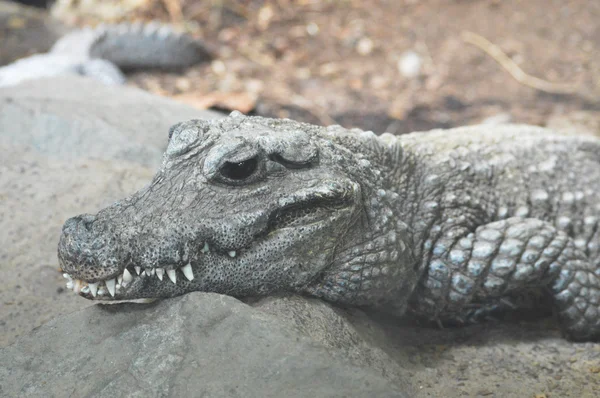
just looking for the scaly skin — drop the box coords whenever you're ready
[0,22,209,87]
[58,112,600,341]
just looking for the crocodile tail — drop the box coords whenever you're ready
[51,22,211,70]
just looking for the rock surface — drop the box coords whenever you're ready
[0,293,407,397]
[0,76,223,168]
[255,296,600,397]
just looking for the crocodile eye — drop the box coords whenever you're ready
[220,158,258,180]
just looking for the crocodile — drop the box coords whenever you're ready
[0,22,209,87]
[58,111,600,341]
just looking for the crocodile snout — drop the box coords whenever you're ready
[58,213,123,282]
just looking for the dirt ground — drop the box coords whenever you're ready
[3,0,599,133]
[67,0,600,132]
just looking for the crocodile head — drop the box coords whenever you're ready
[58,112,414,307]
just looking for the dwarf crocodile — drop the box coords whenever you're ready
[0,21,209,87]
[58,112,600,341]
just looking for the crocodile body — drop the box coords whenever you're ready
[0,22,209,87]
[58,112,600,341]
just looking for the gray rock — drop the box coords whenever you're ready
[257,296,600,397]
[0,292,408,398]
[0,141,154,347]
[0,76,224,168]
[367,313,600,397]
[254,295,407,383]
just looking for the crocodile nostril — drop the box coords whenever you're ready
[79,214,96,231]
[62,214,97,238]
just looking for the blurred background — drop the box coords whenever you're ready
[2,0,599,135]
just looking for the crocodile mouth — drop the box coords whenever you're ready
[60,182,357,300]
[60,204,342,299]
[61,241,216,298]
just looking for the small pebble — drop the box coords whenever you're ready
[306,22,319,36]
[481,113,513,125]
[398,51,422,78]
[356,37,374,55]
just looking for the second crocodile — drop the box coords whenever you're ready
[0,22,209,87]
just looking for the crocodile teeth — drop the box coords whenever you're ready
[201,242,210,253]
[123,268,133,283]
[181,263,194,281]
[145,268,155,277]
[105,278,116,297]
[63,273,71,279]
[134,266,141,275]
[167,269,177,284]
[156,268,164,281]
[228,251,236,258]
[117,274,123,285]
[81,285,90,294]
[97,287,106,296]
[88,282,98,297]
[66,281,73,289]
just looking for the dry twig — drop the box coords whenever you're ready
[461,31,578,95]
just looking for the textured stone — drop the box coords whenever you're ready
[0,293,407,398]
[0,76,223,168]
